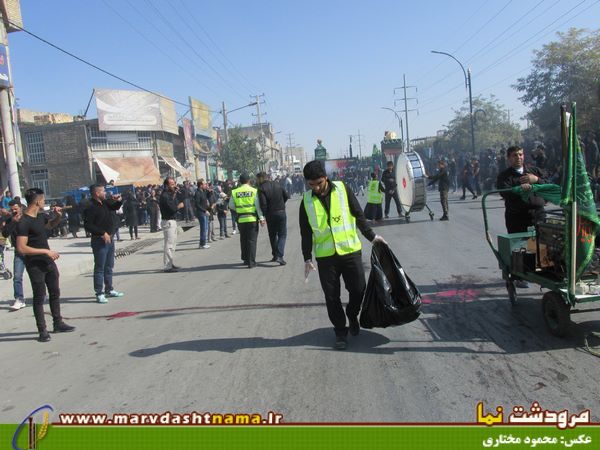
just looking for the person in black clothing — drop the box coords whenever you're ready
[65,195,80,238]
[3,199,27,310]
[160,177,184,272]
[123,191,140,240]
[16,188,75,342]
[299,161,386,350]
[496,145,547,289]
[147,189,160,232]
[193,180,210,248]
[257,171,290,265]
[84,184,124,303]
[427,159,450,221]
[380,160,405,219]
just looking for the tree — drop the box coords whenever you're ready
[215,127,267,178]
[444,95,521,154]
[514,28,600,140]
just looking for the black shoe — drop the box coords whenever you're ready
[277,258,287,266]
[334,336,347,350]
[460,196,465,200]
[384,215,389,219]
[440,215,449,221]
[54,322,76,333]
[270,257,278,262]
[472,195,478,199]
[248,262,257,269]
[172,265,181,269]
[164,267,179,273]
[38,331,51,342]
[349,318,360,336]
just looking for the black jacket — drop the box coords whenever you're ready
[84,198,123,236]
[159,190,180,220]
[193,189,209,214]
[381,169,397,192]
[496,166,547,216]
[259,180,290,216]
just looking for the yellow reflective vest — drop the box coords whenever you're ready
[303,181,362,258]
[367,180,383,204]
[232,184,258,223]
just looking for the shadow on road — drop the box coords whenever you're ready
[129,327,394,356]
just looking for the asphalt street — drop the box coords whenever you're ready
[1,191,599,423]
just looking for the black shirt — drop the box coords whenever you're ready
[2,217,22,256]
[16,213,51,264]
[299,181,375,261]
[84,198,123,237]
[160,190,180,220]
[259,180,290,216]
[428,167,450,192]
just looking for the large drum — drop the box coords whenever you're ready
[395,151,427,213]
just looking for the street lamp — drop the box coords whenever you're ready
[381,107,404,143]
[431,50,475,155]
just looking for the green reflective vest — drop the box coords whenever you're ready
[303,181,362,258]
[232,184,258,223]
[367,180,383,204]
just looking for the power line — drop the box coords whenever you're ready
[174,0,259,94]
[100,0,221,100]
[7,19,219,114]
[142,0,247,101]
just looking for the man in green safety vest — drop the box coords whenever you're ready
[229,174,265,268]
[364,172,384,222]
[299,161,387,350]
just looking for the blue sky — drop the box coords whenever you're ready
[9,0,600,158]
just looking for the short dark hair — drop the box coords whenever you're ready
[370,172,377,179]
[256,172,267,179]
[239,173,250,184]
[507,145,523,157]
[24,188,44,205]
[8,198,22,207]
[387,161,394,166]
[163,176,174,186]
[303,161,326,180]
[89,184,104,196]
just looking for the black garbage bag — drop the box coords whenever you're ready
[359,241,421,328]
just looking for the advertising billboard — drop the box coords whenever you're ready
[189,97,212,138]
[95,89,178,135]
[0,45,10,88]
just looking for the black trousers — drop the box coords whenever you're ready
[384,191,403,216]
[266,211,287,258]
[26,260,62,332]
[505,209,546,233]
[238,221,259,264]
[316,252,366,337]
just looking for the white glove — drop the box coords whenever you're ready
[304,260,316,282]
[372,235,387,245]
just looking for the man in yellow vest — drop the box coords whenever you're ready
[364,172,384,222]
[300,161,386,350]
[229,174,265,268]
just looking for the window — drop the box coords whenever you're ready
[24,132,46,164]
[88,126,152,151]
[30,169,49,194]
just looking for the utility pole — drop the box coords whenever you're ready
[285,132,294,169]
[357,130,363,159]
[0,13,21,197]
[349,135,353,158]
[394,74,418,152]
[505,108,512,124]
[252,94,266,169]
[221,101,228,146]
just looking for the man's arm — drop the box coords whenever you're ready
[299,201,313,261]
[105,198,123,211]
[1,218,15,238]
[45,211,62,230]
[254,194,265,221]
[258,189,268,216]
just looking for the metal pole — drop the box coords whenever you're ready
[221,101,228,146]
[468,69,475,155]
[403,74,410,152]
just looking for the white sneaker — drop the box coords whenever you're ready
[232,230,238,235]
[9,298,26,311]
[201,244,210,249]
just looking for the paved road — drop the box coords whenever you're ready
[1,191,599,422]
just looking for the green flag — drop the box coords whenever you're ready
[512,184,562,206]
[560,103,600,281]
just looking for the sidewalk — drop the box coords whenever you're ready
[0,222,197,302]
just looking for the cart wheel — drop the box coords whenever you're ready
[542,291,571,337]
[429,213,434,221]
[506,279,517,306]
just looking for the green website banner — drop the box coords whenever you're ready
[1,424,598,450]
